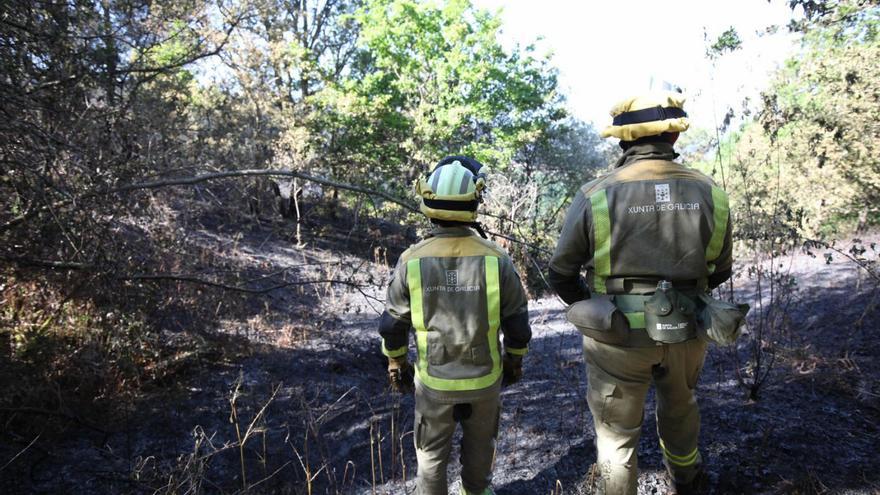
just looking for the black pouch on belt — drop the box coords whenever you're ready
[565,295,630,345]
[643,281,697,344]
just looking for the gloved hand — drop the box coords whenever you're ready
[502,352,523,386]
[387,356,414,394]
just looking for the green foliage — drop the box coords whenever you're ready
[707,27,743,59]
[140,20,199,86]
[784,0,876,32]
[303,0,564,190]
[730,0,880,236]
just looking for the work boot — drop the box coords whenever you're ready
[670,468,709,495]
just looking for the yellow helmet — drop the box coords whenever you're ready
[600,92,690,141]
[414,156,487,222]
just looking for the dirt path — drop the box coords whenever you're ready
[10,228,879,494]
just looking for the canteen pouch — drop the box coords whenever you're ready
[566,295,629,345]
[697,293,750,346]
[644,283,697,344]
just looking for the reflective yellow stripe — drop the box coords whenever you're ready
[624,311,645,329]
[664,448,699,467]
[407,256,503,391]
[505,346,528,356]
[590,190,611,294]
[485,255,502,380]
[437,164,465,195]
[381,341,407,358]
[408,259,428,380]
[706,186,729,274]
[660,439,699,467]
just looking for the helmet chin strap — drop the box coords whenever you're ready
[471,222,488,239]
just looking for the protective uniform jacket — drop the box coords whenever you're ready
[380,225,531,403]
[549,142,733,339]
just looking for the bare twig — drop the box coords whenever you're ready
[314,387,357,425]
[247,460,293,491]
[802,237,880,282]
[0,434,41,472]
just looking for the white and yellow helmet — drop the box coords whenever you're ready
[414,156,487,222]
[601,92,690,141]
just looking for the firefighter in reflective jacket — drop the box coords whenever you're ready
[379,156,532,495]
[548,93,733,495]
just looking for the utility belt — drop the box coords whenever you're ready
[566,277,749,348]
[604,277,705,295]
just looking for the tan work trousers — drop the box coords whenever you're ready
[583,336,707,495]
[414,390,500,495]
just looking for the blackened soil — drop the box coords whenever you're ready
[2,223,877,495]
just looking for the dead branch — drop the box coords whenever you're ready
[1,256,377,296]
[484,228,553,256]
[0,256,92,270]
[122,273,374,295]
[2,169,549,264]
[109,168,419,212]
[803,237,880,283]
[0,167,418,233]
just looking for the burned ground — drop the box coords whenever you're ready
[1,216,878,495]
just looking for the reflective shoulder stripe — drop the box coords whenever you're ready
[590,189,612,294]
[407,256,502,391]
[705,186,729,274]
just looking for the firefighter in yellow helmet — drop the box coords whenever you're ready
[548,93,735,494]
[379,156,532,495]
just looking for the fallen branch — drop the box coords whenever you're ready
[2,169,546,255]
[109,168,419,213]
[1,167,419,234]
[0,256,378,296]
[0,256,92,270]
[123,274,373,295]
